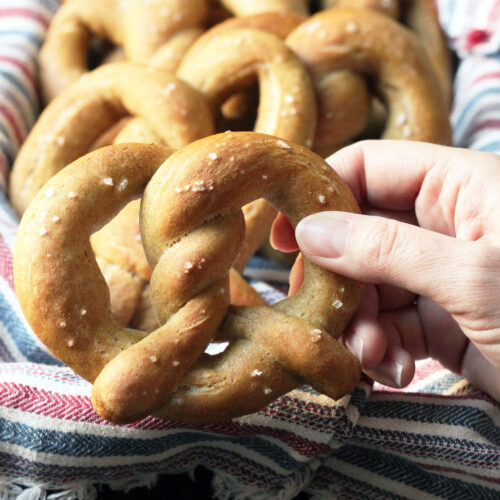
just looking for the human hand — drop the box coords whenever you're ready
[271,140,500,401]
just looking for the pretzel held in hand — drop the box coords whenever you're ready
[14,133,363,424]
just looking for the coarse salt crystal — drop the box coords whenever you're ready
[332,299,343,309]
[251,369,263,377]
[346,21,358,33]
[68,191,76,198]
[51,215,60,223]
[276,139,290,149]
[150,355,158,363]
[264,387,272,395]
[60,321,66,328]
[67,339,74,347]
[284,93,294,103]
[81,308,87,316]
[45,187,55,198]
[118,179,128,191]
[396,112,407,126]
[38,227,47,236]
[318,195,326,204]
[172,360,180,367]
[262,175,268,179]
[103,177,113,186]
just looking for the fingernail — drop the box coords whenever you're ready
[375,346,407,388]
[345,333,363,365]
[296,213,349,258]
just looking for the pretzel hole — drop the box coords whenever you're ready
[217,80,259,133]
[87,36,122,70]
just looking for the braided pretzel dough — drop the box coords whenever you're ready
[286,8,452,151]
[39,0,209,102]
[14,134,362,424]
[178,28,317,270]
[10,62,213,216]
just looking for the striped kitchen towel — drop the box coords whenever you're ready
[0,1,499,499]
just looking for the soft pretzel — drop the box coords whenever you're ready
[39,0,209,102]
[286,8,452,152]
[178,28,317,270]
[14,134,363,424]
[10,62,213,216]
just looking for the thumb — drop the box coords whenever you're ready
[295,211,480,307]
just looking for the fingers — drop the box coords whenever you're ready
[343,285,387,370]
[288,253,304,295]
[295,211,482,308]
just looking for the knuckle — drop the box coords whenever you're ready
[363,218,403,272]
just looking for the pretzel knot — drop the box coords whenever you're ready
[14,133,363,424]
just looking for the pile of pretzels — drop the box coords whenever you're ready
[11,0,452,424]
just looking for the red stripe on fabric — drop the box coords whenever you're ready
[471,119,500,133]
[414,460,500,485]
[0,55,34,83]
[472,72,500,86]
[0,382,331,457]
[0,8,50,29]
[0,104,23,144]
[0,234,14,289]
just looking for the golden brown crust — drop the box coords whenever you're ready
[39,0,209,101]
[220,0,308,16]
[14,134,363,424]
[286,8,452,147]
[10,62,214,216]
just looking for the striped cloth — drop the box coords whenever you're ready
[0,1,499,499]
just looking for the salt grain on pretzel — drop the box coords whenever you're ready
[14,134,363,424]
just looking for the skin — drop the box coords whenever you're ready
[271,140,500,401]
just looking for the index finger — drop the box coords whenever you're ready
[327,140,456,211]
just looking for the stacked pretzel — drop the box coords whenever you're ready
[11,0,452,423]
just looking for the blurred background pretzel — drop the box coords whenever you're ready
[14,134,363,424]
[286,7,452,159]
[39,0,210,102]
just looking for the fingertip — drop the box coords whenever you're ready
[270,213,298,252]
[344,327,387,371]
[288,253,304,296]
[366,346,415,389]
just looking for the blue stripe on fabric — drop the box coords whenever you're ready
[353,425,499,464]
[336,445,500,500]
[0,32,43,49]
[0,292,61,365]
[0,71,37,118]
[0,447,283,486]
[312,463,405,500]
[0,337,15,362]
[39,0,60,13]
[361,400,499,445]
[0,418,301,469]
[479,141,500,153]
[453,88,500,139]
[0,82,32,132]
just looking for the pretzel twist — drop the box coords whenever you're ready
[39,0,209,101]
[286,8,452,151]
[14,134,363,424]
[178,28,317,269]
